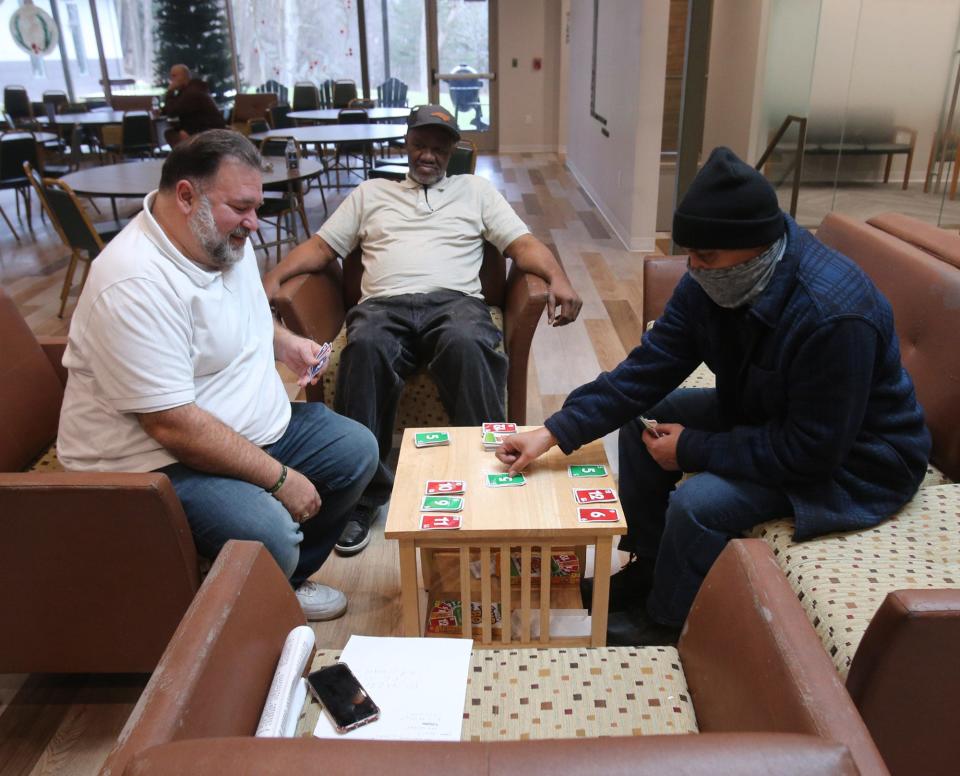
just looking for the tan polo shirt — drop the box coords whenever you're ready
[317,174,529,302]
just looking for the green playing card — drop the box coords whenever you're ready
[486,472,526,487]
[568,464,608,478]
[415,431,450,448]
[421,495,464,512]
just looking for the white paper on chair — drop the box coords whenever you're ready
[312,635,472,741]
[511,609,592,639]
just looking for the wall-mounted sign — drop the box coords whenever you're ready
[10,2,59,57]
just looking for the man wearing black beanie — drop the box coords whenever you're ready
[495,146,931,646]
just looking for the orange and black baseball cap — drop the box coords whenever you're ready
[407,104,461,140]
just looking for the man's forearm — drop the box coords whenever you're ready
[507,234,568,284]
[139,404,282,489]
[264,234,336,293]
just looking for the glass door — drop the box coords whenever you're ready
[428,0,497,151]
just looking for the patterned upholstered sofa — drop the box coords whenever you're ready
[272,242,548,427]
[642,213,960,776]
[0,286,200,673]
[100,539,884,775]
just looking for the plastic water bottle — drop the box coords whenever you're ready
[285,139,299,171]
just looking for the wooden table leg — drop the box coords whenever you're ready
[398,540,421,637]
[590,536,613,647]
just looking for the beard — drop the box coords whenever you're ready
[188,194,249,268]
[408,163,445,186]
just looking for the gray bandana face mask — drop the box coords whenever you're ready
[687,236,785,309]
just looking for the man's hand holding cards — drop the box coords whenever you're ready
[306,342,332,383]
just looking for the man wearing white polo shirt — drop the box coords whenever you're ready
[263,105,582,555]
[58,130,379,620]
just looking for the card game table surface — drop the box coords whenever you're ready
[385,427,626,647]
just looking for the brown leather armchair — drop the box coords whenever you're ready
[0,287,200,673]
[101,539,886,775]
[272,242,548,425]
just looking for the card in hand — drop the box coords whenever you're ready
[568,464,608,478]
[420,513,462,530]
[421,495,464,512]
[578,507,620,522]
[640,416,663,438]
[572,487,617,504]
[307,342,333,380]
[425,480,466,495]
[486,472,526,488]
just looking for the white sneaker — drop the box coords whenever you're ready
[295,581,347,621]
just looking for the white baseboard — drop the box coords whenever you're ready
[565,160,655,253]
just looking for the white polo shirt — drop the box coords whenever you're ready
[318,174,529,302]
[57,191,291,473]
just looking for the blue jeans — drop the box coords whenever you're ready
[158,402,378,587]
[618,388,793,627]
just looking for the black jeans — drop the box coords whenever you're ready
[617,388,793,627]
[334,290,508,510]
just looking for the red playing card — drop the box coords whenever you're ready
[425,480,466,495]
[420,514,462,530]
[572,487,617,504]
[482,422,517,434]
[578,507,620,522]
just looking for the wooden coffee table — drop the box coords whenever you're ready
[384,427,626,647]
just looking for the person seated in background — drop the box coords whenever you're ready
[161,64,225,147]
[496,146,931,647]
[263,105,582,557]
[57,130,379,621]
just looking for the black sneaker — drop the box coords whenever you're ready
[335,505,379,556]
[606,605,682,647]
[581,555,655,612]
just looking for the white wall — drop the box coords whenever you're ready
[565,0,669,252]
[496,0,563,152]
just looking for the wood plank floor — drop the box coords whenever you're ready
[0,151,662,775]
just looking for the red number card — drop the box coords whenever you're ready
[420,514,462,530]
[578,507,620,522]
[572,487,617,504]
[425,480,466,495]
[482,422,517,434]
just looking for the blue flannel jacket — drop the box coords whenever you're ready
[545,215,931,540]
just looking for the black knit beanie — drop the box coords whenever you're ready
[672,146,785,249]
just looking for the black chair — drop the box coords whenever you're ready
[318,79,335,109]
[255,137,314,264]
[257,79,289,106]
[247,118,269,135]
[24,165,124,316]
[103,112,156,160]
[333,80,358,109]
[0,132,42,240]
[333,108,371,187]
[447,139,478,175]
[268,105,293,130]
[3,86,33,128]
[292,82,320,111]
[41,90,69,113]
[376,77,408,108]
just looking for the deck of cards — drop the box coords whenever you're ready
[414,430,450,448]
[481,421,517,449]
[306,342,332,380]
[572,487,617,504]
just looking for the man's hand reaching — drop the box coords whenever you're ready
[495,427,558,475]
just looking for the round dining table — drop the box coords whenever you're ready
[287,107,410,123]
[2,130,59,144]
[38,110,130,127]
[249,124,406,144]
[60,157,324,233]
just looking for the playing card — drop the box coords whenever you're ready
[640,416,664,438]
[486,472,526,488]
[481,430,506,448]
[572,487,617,504]
[482,422,517,434]
[420,513,462,530]
[414,431,450,448]
[307,342,332,380]
[578,507,620,522]
[568,464,608,478]
[425,480,466,495]
[420,495,464,512]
